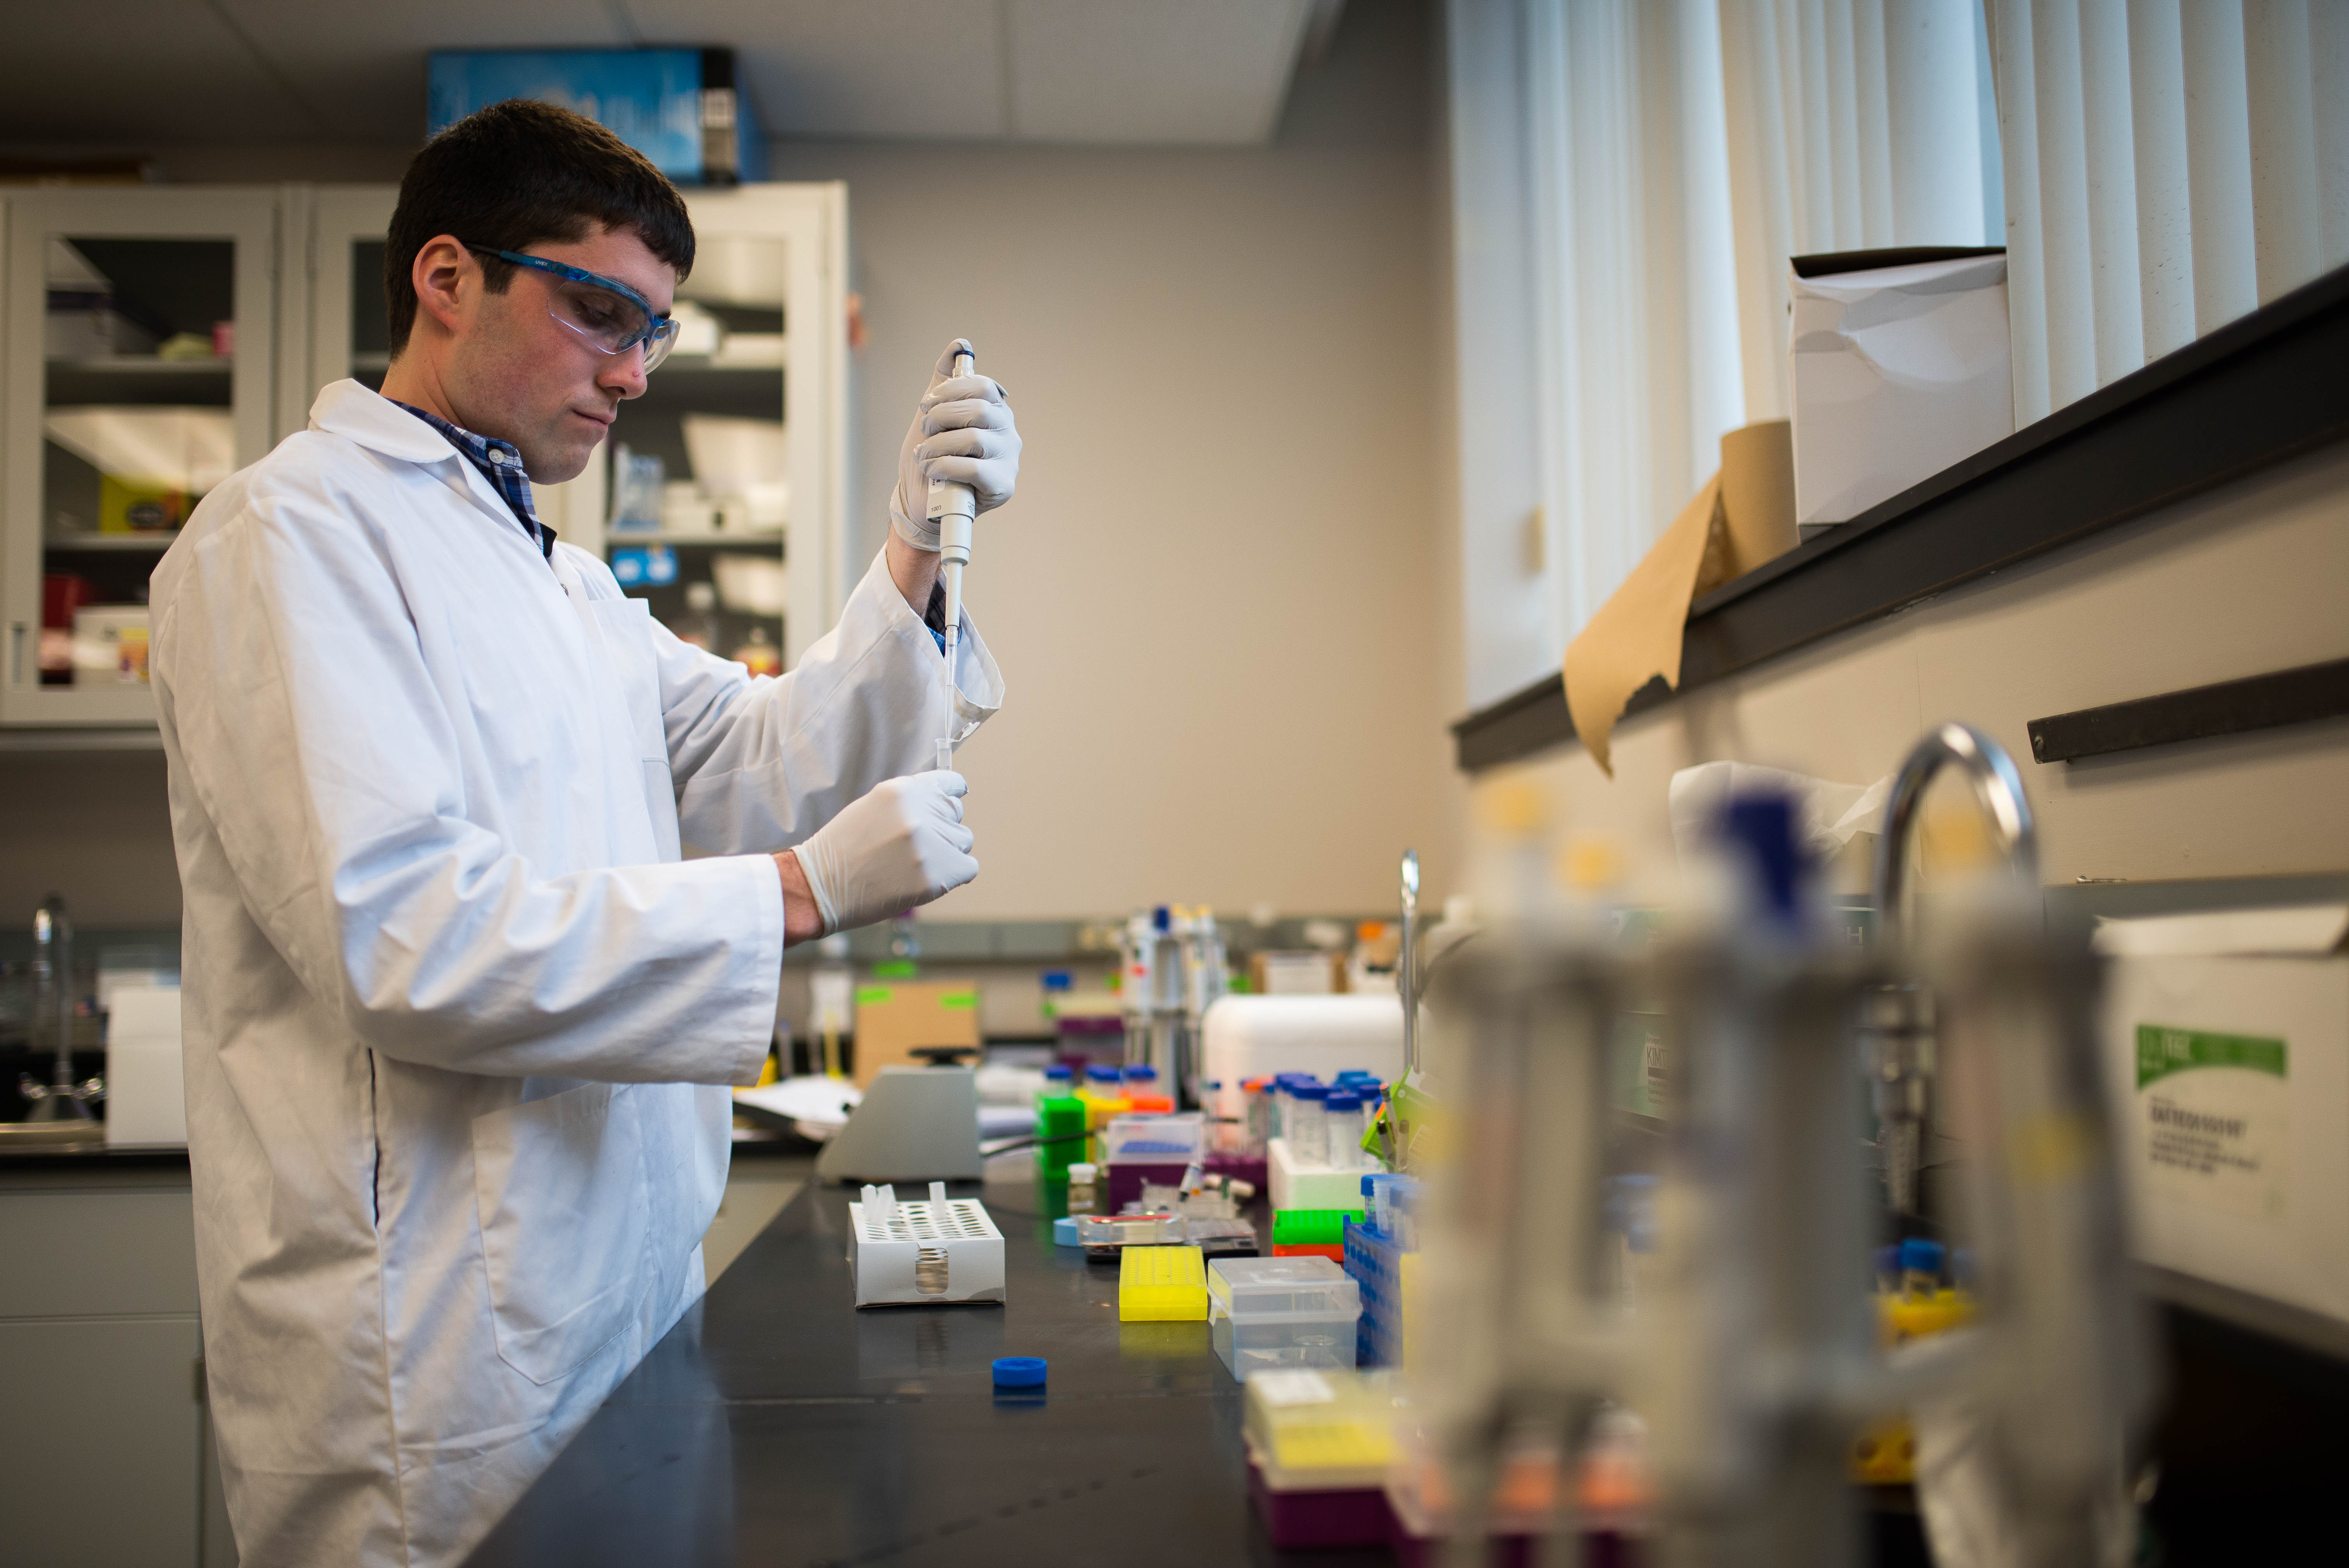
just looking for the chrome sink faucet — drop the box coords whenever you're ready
[19,894,102,1124]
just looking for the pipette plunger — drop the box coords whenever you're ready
[927,347,978,771]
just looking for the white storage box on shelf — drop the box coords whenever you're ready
[845,1181,1006,1308]
[1268,1136,1372,1212]
[1786,248,2013,534]
[2096,906,2349,1333]
[1201,995,1403,1131]
[1208,1255,1361,1381]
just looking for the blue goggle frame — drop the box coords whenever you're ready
[464,242,680,368]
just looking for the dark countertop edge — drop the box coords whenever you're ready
[1451,256,2349,773]
[0,1140,190,1164]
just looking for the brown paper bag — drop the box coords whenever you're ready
[1560,420,1799,778]
[1564,477,1728,777]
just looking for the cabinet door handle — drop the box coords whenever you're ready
[10,621,23,686]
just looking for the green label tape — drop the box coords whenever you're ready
[2135,1024,2287,1089]
[940,991,978,1010]
[855,986,894,1006]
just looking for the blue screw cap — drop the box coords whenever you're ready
[993,1356,1048,1388]
[1899,1237,1948,1276]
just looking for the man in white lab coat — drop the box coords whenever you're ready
[148,101,1019,1568]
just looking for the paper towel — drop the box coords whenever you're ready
[1666,761,1891,869]
[1562,421,1798,777]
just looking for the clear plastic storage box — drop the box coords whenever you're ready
[1208,1256,1361,1380]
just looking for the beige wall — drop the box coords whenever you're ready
[0,750,179,927]
[1469,444,2349,897]
[764,5,1460,921]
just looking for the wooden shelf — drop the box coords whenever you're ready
[47,355,232,373]
[606,532,785,548]
[45,533,178,552]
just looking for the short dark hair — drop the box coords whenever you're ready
[385,98,695,355]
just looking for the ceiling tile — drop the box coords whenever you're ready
[0,0,316,143]
[211,0,629,141]
[1005,0,1315,144]
[625,0,1008,139]
[2,0,1323,150]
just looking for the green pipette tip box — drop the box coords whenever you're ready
[1037,1096,1090,1178]
[1271,1209,1366,1249]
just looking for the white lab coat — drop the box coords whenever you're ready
[148,380,1001,1568]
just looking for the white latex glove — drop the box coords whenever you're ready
[888,337,1023,552]
[792,772,978,935]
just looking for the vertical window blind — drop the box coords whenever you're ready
[1987,0,2349,424]
[1449,0,1998,702]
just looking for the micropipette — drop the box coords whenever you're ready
[927,344,978,773]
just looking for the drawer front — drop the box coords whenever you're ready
[0,1316,205,1566]
[0,1189,200,1318]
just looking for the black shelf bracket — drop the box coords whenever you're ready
[2026,657,2349,764]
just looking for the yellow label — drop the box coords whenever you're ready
[1271,1422,1394,1472]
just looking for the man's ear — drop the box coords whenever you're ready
[410,236,474,341]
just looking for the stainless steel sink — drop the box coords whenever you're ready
[0,1119,105,1147]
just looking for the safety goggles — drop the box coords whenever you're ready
[465,243,680,371]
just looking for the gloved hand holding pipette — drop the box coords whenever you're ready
[885,339,1018,772]
[889,339,1022,550]
[791,771,978,937]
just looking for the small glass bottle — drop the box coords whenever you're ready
[1067,1162,1101,1216]
[1242,1078,1271,1157]
[1289,1082,1330,1168]
[731,624,782,677]
[670,581,720,650]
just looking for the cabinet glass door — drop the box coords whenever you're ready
[298,186,398,427]
[3,189,277,725]
[624,187,840,670]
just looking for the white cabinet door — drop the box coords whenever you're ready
[284,183,397,440]
[2,189,279,727]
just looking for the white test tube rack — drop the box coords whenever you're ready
[846,1181,1007,1308]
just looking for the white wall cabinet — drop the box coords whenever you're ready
[1,181,849,731]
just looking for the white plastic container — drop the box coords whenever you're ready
[1202,995,1403,1133]
[846,1182,1005,1307]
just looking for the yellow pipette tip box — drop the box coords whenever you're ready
[1119,1245,1208,1322]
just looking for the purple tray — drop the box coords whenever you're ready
[1388,1525,1639,1567]
[1246,1461,1394,1550]
[1105,1162,1190,1210]
[1205,1154,1269,1190]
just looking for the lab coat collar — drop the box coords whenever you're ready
[309,378,467,465]
[310,379,553,559]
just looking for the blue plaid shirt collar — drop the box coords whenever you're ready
[389,401,554,561]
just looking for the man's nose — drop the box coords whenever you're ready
[599,344,649,400]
